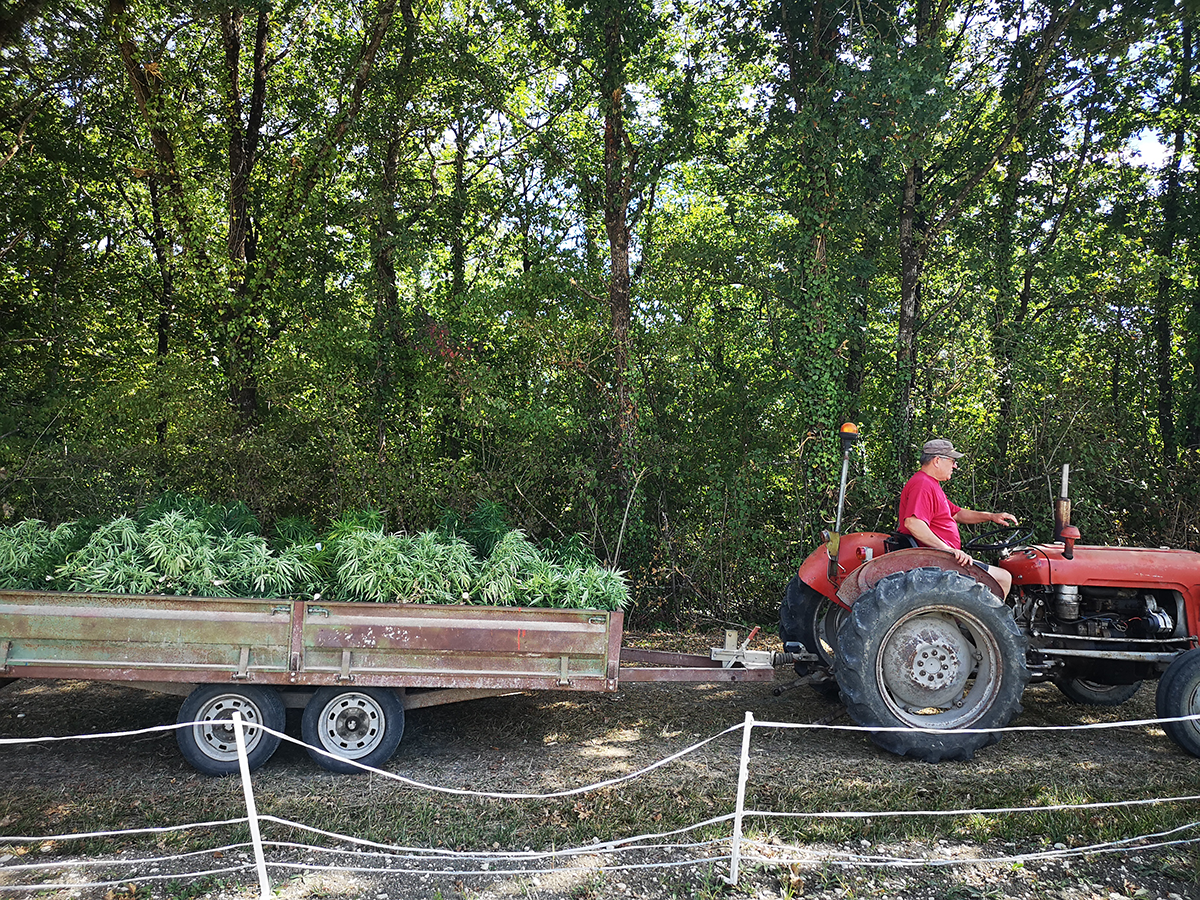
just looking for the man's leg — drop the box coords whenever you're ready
[988,564,1012,599]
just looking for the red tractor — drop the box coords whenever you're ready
[780,424,1200,762]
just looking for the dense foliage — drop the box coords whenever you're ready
[0,498,629,610]
[1,0,1196,624]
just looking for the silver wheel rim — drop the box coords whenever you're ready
[317,692,387,759]
[192,693,265,762]
[876,605,1004,729]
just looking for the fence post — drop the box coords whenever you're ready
[232,711,272,900]
[724,710,755,886]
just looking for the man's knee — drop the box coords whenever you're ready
[975,560,1012,597]
[992,566,1012,597]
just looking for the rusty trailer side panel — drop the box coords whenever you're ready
[0,591,293,680]
[0,590,621,693]
[298,601,620,691]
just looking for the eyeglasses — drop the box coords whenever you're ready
[938,456,959,467]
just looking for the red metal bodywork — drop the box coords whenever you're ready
[798,536,1200,638]
[1001,543,1200,634]
[796,532,889,607]
[837,547,1004,607]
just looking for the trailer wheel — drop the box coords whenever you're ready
[1055,676,1141,706]
[1156,649,1200,757]
[302,687,405,774]
[835,566,1030,762]
[176,684,285,776]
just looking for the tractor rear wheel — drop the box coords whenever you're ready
[835,566,1030,762]
[779,575,842,696]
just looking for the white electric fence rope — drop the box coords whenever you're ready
[256,835,733,862]
[0,722,182,745]
[0,843,255,871]
[256,812,739,859]
[0,819,249,843]
[755,712,1200,734]
[4,710,1200,891]
[2,708,1197,750]
[271,721,744,796]
[740,820,1200,869]
[721,711,1200,885]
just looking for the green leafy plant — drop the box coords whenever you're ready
[51,503,317,598]
[475,529,627,610]
[330,527,478,604]
[1,498,627,610]
[0,519,81,589]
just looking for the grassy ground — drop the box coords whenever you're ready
[2,631,1200,898]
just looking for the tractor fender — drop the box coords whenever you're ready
[833,547,1004,610]
[796,532,890,602]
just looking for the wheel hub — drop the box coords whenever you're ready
[196,696,262,759]
[881,613,973,709]
[322,694,383,754]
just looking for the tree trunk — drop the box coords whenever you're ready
[990,148,1025,471]
[367,0,420,466]
[147,178,173,445]
[218,5,270,427]
[602,6,636,502]
[450,119,467,302]
[896,158,924,470]
[1157,17,1192,464]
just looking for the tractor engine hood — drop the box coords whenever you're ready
[1002,543,1200,594]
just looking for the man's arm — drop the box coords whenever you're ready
[953,509,1018,527]
[903,516,973,566]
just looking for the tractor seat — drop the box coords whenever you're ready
[884,531,919,553]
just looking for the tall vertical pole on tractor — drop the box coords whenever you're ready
[827,423,860,582]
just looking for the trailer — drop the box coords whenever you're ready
[0,589,792,774]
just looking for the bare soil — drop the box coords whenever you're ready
[2,630,1200,900]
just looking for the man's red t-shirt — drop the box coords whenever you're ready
[897,470,962,549]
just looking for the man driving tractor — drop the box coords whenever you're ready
[897,438,1020,597]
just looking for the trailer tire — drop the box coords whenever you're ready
[1055,676,1141,706]
[176,684,285,776]
[302,687,405,774]
[1156,649,1200,758]
[835,566,1030,762]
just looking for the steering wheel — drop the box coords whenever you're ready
[962,524,1035,552]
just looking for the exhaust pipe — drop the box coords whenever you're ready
[1053,463,1080,558]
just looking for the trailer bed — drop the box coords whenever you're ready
[0,590,623,692]
[0,590,779,695]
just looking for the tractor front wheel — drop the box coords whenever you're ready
[1156,649,1200,757]
[1054,676,1141,707]
[835,566,1030,762]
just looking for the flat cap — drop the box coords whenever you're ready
[922,438,964,459]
